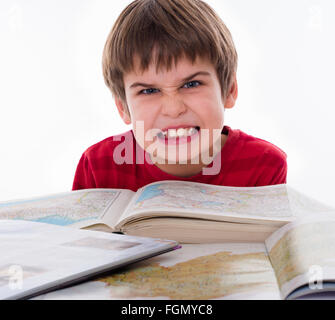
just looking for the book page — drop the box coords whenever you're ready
[98,189,135,229]
[0,220,177,300]
[119,180,294,226]
[265,216,335,299]
[34,242,281,300]
[0,188,132,230]
[286,186,335,218]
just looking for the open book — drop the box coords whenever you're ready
[0,220,179,300]
[0,180,332,243]
[265,216,335,299]
[29,213,335,300]
[30,216,335,300]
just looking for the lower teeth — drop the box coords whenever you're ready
[157,127,200,139]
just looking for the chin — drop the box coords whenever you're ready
[154,147,202,165]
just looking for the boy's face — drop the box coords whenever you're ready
[116,55,237,176]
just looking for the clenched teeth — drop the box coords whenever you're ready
[158,127,199,138]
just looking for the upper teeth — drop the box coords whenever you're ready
[160,127,198,138]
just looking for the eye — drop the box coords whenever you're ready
[182,80,201,89]
[139,88,160,95]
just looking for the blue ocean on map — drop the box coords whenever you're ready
[136,184,163,203]
[14,215,95,226]
[32,215,78,226]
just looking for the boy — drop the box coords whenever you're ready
[72,0,287,192]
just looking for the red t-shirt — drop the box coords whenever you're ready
[72,126,287,191]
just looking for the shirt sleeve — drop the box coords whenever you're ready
[72,153,96,190]
[269,159,287,185]
[256,151,288,186]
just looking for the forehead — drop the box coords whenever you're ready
[124,55,216,84]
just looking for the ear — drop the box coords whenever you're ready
[115,98,131,125]
[224,74,238,109]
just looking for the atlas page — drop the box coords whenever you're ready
[33,242,282,300]
[0,220,178,300]
[265,216,335,300]
[115,180,295,229]
[0,188,134,231]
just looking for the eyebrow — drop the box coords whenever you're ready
[129,71,211,89]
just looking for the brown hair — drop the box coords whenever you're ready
[102,0,237,111]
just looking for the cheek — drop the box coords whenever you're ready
[131,104,158,130]
[128,100,160,148]
[127,97,149,124]
[188,94,225,126]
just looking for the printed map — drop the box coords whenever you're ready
[133,182,292,218]
[34,244,281,300]
[98,251,277,299]
[269,220,335,289]
[0,190,120,226]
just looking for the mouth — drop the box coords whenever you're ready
[156,126,200,142]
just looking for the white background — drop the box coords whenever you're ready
[0,0,334,206]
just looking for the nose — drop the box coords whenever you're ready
[160,94,187,118]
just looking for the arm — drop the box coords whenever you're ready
[72,153,97,190]
[256,151,288,186]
